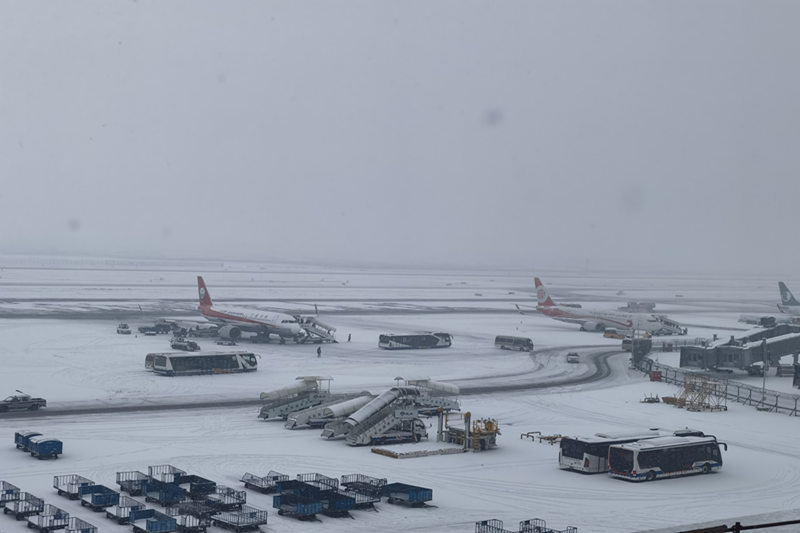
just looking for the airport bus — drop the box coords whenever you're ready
[145,351,258,376]
[608,435,726,481]
[494,335,534,352]
[378,333,452,350]
[558,431,663,473]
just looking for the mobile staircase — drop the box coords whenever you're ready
[284,393,374,429]
[258,376,335,420]
[297,316,337,343]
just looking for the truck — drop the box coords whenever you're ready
[1,393,47,412]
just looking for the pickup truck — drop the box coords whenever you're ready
[1,394,47,412]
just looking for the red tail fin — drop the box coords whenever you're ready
[197,276,213,308]
[534,277,556,307]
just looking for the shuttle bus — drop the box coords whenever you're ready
[494,336,534,352]
[145,351,258,376]
[608,435,726,481]
[558,431,662,473]
[378,333,452,350]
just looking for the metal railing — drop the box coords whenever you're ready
[637,359,800,416]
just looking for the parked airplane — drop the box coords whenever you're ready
[197,276,306,342]
[533,277,685,335]
[777,281,800,315]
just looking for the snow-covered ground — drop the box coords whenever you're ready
[1,258,799,533]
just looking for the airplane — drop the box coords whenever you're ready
[197,276,306,342]
[777,281,800,315]
[533,277,685,336]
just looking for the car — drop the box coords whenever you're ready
[170,337,200,352]
[566,352,580,363]
[216,339,237,346]
[1,393,47,412]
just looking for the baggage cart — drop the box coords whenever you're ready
[105,495,146,524]
[143,479,186,506]
[167,501,216,519]
[129,508,178,533]
[14,430,42,451]
[296,473,338,491]
[166,509,211,533]
[212,504,268,531]
[116,471,149,496]
[0,480,21,507]
[28,436,63,459]
[148,465,186,484]
[64,516,97,533]
[338,487,380,509]
[26,503,69,532]
[54,475,94,500]
[205,486,246,512]
[319,491,355,517]
[341,473,387,498]
[272,493,321,520]
[3,492,44,520]
[382,482,433,506]
[240,471,289,494]
[78,484,120,511]
[475,519,516,533]
[178,475,216,499]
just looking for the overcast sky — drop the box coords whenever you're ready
[1,1,798,275]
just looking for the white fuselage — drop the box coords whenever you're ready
[201,305,303,338]
[538,304,682,335]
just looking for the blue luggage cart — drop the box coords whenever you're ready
[79,484,120,511]
[14,430,42,452]
[143,480,186,506]
[272,493,322,520]
[382,482,433,506]
[129,508,178,533]
[28,436,62,459]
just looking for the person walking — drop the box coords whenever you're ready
[347,333,351,342]
[317,346,322,358]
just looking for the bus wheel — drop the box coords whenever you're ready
[702,463,711,474]
[645,471,656,481]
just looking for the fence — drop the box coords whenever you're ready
[637,359,800,416]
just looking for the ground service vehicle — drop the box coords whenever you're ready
[494,336,534,352]
[117,323,131,334]
[170,337,200,351]
[378,333,452,350]
[145,351,258,376]
[609,435,727,481]
[558,431,662,473]
[1,393,47,412]
[566,352,580,363]
[603,329,625,339]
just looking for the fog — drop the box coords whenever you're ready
[1,1,798,275]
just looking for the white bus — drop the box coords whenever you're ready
[378,333,452,350]
[558,431,662,473]
[608,435,726,481]
[494,336,534,352]
[145,351,258,376]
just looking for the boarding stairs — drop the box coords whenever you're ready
[284,393,369,429]
[259,391,333,420]
[297,316,337,343]
[345,403,423,446]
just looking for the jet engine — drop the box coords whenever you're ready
[579,321,605,332]
[218,325,242,339]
